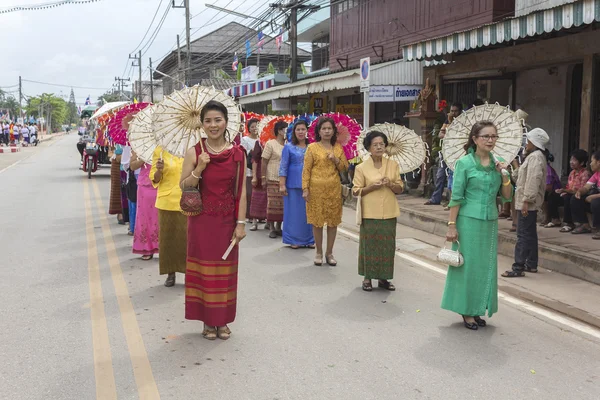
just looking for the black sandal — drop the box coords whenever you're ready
[501,270,525,278]
[524,266,538,273]
[462,316,478,330]
[378,280,396,291]
[362,280,373,292]
[474,316,487,327]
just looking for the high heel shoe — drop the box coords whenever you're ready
[462,316,478,330]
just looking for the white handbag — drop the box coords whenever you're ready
[437,241,464,267]
[355,194,362,225]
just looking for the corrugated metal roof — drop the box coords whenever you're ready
[404,0,599,61]
[239,59,424,105]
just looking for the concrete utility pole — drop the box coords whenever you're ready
[18,76,22,121]
[177,34,182,88]
[173,0,192,85]
[138,50,143,101]
[149,58,155,103]
[114,77,130,100]
[129,52,142,100]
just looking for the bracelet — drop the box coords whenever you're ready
[448,221,456,226]
[502,180,511,186]
[191,170,201,179]
[236,220,246,225]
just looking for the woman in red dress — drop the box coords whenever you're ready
[180,100,247,340]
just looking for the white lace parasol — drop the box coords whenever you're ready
[442,103,524,171]
[127,105,156,164]
[357,123,427,174]
[152,85,242,157]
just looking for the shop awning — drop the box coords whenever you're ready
[238,59,423,105]
[404,0,599,61]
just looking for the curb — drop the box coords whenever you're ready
[0,147,21,153]
[338,218,600,331]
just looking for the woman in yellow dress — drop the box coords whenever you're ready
[302,117,349,266]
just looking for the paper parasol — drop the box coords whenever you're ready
[258,115,294,146]
[357,123,427,174]
[308,113,362,160]
[442,103,524,171]
[243,112,264,136]
[127,105,157,164]
[286,114,318,143]
[152,85,242,157]
[107,103,150,146]
[90,101,129,120]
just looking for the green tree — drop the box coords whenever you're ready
[67,88,78,125]
[218,69,233,80]
[0,89,20,120]
[236,62,243,81]
[97,90,123,105]
[26,93,68,131]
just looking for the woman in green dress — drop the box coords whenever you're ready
[442,121,513,330]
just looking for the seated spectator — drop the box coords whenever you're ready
[547,150,591,232]
[540,153,562,227]
[570,150,600,239]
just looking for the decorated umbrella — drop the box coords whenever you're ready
[442,103,524,171]
[153,85,242,157]
[107,102,151,145]
[357,123,427,174]
[127,105,157,164]
[94,112,116,146]
[286,114,318,142]
[308,113,362,161]
[259,115,295,146]
[89,101,129,120]
[242,112,264,136]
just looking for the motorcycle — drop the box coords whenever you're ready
[83,142,99,179]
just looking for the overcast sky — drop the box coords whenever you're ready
[0,0,280,105]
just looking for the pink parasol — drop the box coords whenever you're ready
[308,113,362,160]
[107,103,151,145]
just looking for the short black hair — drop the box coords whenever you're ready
[201,100,228,122]
[451,102,463,111]
[274,120,288,136]
[291,120,309,145]
[363,130,388,151]
[314,117,337,146]
[246,118,259,132]
[570,149,589,167]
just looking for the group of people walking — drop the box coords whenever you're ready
[1,122,37,146]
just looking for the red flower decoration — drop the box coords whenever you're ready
[438,100,448,113]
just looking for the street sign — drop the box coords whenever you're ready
[360,57,370,93]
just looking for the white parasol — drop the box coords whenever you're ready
[152,85,242,157]
[90,101,129,120]
[127,105,156,164]
[442,103,524,171]
[357,123,427,174]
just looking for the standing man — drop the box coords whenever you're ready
[425,102,463,206]
[502,128,549,278]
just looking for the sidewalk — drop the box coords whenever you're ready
[339,204,600,330]
[39,131,66,143]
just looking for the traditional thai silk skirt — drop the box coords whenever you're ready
[185,213,238,326]
[249,187,267,220]
[358,218,397,280]
[266,181,284,222]
[133,169,159,255]
[158,210,187,275]
[109,160,122,215]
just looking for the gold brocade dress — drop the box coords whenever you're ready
[301,142,349,228]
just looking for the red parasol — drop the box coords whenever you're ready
[308,113,362,160]
[107,103,151,146]
[242,112,264,136]
[259,115,294,146]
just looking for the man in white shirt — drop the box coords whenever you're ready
[20,125,30,145]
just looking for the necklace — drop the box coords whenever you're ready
[205,140,228,154]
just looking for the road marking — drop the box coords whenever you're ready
[83,181,118,400]
[91,180,161,400]
[337,227,600,341]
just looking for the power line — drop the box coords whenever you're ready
[140,1,172,56]
[0,0,102,14]
[21,79,110,90]
[129,0,165,54]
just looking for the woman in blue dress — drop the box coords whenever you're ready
[279,120,315,248]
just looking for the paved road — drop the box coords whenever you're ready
[1,135,599,400]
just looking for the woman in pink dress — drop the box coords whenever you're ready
[130,151,159,260]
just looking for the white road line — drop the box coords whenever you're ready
[337,227,600,341]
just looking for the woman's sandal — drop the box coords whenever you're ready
[325,254,337,266]
[501,270,525,278]
[362,280,373,292]
[462,316,478,330]
[249,223,258,231]
[572,226,592,234]
[290,245,300,249]
[474,316,487,327]
[202,327,217,340]
[544,222,561,228]
[314,255,323,266]
[217,326,231,340]
[560,225,574,233]
[378,280,396,291]
[141,255,153,261]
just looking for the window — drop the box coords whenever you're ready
[312,35,330,71]
[337,0,358,14]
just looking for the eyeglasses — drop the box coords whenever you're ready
[477,135,499,141]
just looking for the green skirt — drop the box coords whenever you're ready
[441,216,498,317]
[358,218,397,280]
[158,210,188,275]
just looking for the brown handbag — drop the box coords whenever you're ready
[180,142,205,217]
